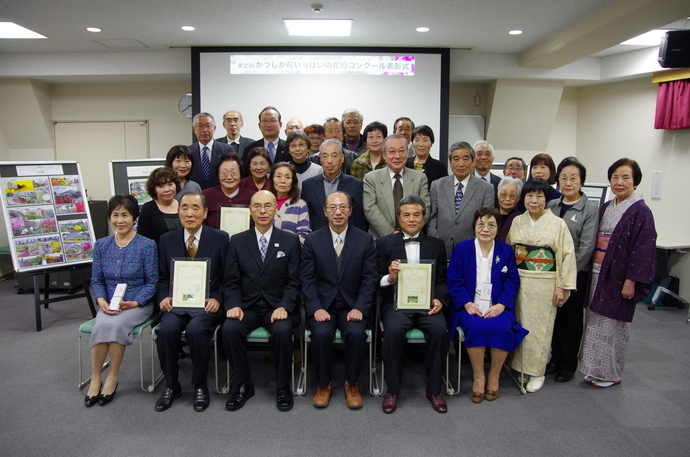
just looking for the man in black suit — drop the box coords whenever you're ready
[241,106,291,176]
[154,192,229,413]
[473,141,501,206]
[342,109,366,153]
[222,191,301,412]
[301,191,378,409]
[376,195,450,414]
[301,139,366,231]
[188,112,234,190]
[215,110,255,157]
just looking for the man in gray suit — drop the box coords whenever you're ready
[428,141,495,258]
[363,134,430,239]
[215,110,254,156]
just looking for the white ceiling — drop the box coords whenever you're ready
[1,0,689,84]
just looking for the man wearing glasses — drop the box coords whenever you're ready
[341,109,366,153]
[504,157,528,181]
[242,107,291,175]
[301,191,378,410]
[221,191,302,412]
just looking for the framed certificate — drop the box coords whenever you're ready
[395,259,435,312]
[171,258,210,309]
[220,206,251,237]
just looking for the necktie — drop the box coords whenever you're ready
[201,146,211,182]
[268,142,275,162]
[260,235,267,262]
[455,182,464,215]
[393,173,403,206]
[187,235,197,260]
[403,237,420,243]
[231,142,239,153]
[335,235,343,257]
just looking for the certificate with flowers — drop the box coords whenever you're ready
[171,258,210,309]
[395,260,435,312]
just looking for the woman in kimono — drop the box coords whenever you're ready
[579,158,656,387]
[506,178,577,393]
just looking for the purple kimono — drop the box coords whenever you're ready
[588,200,657,323]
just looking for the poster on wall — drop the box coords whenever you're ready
[0,161,96,273]
[109,159,166,207]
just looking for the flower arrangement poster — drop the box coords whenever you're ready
[0,162,96,273]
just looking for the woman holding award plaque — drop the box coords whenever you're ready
[505,178,577,393]
[85,195,158,407]
[447,207,528,403]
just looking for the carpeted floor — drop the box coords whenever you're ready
[1,277,689,457]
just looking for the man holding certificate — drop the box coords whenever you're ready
[154,192,229,413]
[376,195,450,414]
[222,191,302,412]
[301,191,378,409]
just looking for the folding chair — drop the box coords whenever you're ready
[78,315,160,392]
[297,328,380,396]
[214,326,298,395]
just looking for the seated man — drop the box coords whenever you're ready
[301,191,378,409]
[154,192,229,412]
[377,195,450,414]
[222,191,302,412]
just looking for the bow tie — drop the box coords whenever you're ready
[403,237,420,243]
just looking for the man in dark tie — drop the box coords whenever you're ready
[376,195,450,414]
[154,192,229,412]
[188,112,233,190]
[301,191,378,409]
[215,110,255,157]
[222,191,302,412]
[242,107,291,176]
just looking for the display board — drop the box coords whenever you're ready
[0,161,96,272]
[109,159,166,206]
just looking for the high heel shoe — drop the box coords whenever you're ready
[99,383,118,406]
[84,384,102,407]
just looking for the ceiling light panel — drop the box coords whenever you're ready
[284,19,352,37]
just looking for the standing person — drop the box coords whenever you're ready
[350,122,388,181]
[301,191,378,409]
[215,110,255,156]
[495,177,523,243]
[268,162,311,244]
[85,195,157,407]
[472,141,501,191]
[447,207,527,403]
[406,125,447,189]
[154,192,229,412]
[392,116,415,157]
[545,157,598,383]
[188,112,234,190]
[304,124,325,155]
[504,157,527,181]
[286,130,322,189]
[222,191,302,412]
[579,159,656,388]
[505,178,577,393]
[377,195,450,414]
[137,168,182,244]
[240,147,272,192]
[202,153,255,230]
[341,109,366,153]
[165,145,202,201]
[242,107,290,175]
[310,117,358,174]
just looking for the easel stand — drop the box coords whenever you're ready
[27,263,96,331]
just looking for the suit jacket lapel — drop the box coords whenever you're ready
[391,233,408,260]
[338,229,358,280]
[319,229,339,279]
[244,232,264,269]
[379,171,396,221]
[456,177,478,220]
[402,168,416,195]
[261,230,281,271]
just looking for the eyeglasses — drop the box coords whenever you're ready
[506,166,523,171]
[194,123,214,130]
[219,171,240,178]
[476,222,498,230]
[250,203,275,211]
[325,204,350,213]
[343,120,361,125]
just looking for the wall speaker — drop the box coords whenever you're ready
[658,30,690,68]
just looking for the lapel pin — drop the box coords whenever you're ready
[495,256,500,264]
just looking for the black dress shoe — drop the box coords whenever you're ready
[193,388,210,412]
[555,371,575,383]
[276,387,293,412]
[545,362,560,376]
[99,383,118,406]
[155,387,181,412]
[84,384,101,408]
[225,383,255,411]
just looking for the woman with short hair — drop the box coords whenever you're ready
[137,167,182,244]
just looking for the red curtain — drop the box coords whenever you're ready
[655,79,690,130]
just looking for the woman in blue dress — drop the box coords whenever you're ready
[447,207,527,403]
[84,195,158,407]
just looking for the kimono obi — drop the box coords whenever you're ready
[592,232,611,265]
[513,244,556,272]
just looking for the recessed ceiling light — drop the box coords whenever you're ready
[284,19,352,36]
[509,30,523,35]
[181,26,195,32]
[416,27,430,33]
[621,29,666,46]
[86,27,101,33]
[0,22,46,39]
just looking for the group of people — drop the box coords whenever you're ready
[84,105,657,415]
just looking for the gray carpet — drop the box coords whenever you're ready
[1,277,689,457]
